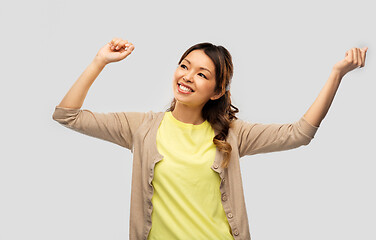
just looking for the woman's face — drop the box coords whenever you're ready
[172,49,223,109]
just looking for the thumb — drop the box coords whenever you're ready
[119,45,134,59]
[362,47,368,52]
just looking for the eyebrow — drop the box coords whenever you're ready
[182,59,212,75]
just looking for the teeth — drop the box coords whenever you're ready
[179,84,192,92]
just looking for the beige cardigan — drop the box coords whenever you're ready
[52,106,319,240]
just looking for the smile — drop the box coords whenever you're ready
[177,83,194,94]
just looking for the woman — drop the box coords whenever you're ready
[52,38,368,240]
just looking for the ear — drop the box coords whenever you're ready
[210,90,225,101]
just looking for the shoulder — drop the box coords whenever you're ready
[229,118,248,132]
[148,111,165,119]
[136,110,165,128]
[125,110,164,121]
[139,111,165,124]
[226,118,249,142]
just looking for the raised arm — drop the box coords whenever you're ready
[52,38,141,150]
[236,47,368,157]
[303,47,368,127]
[56,38,135,109]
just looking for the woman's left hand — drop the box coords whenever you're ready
[333,47,368,77]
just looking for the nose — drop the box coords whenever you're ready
[183,74,193,83]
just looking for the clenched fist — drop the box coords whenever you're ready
[333,47,368,78]
[95,38,135,65]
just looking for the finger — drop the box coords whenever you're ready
[119,43,135,58]
[124,43,131,51]
[110,38,119,45]
[128,43,135,51]
[121,40,129,47]
[345,48,352,62]
[110,38,119,50]
[115,39,126,50]
[353,48,357,62]
[356,48,362,68]
[119,40,129,50]
[113,39,122,49]
[110,38,122,49]
[114,39,128,50]
[352,48,358,66]
[126,43,135,52]
[360,47,368,68]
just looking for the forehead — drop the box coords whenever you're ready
[183,50,215,70]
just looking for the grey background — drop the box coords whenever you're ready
[1,0,375,239]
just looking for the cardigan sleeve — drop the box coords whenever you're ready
[234,116,319,158]
[52,106,148,150]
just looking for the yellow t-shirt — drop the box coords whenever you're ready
[147,111,233,240]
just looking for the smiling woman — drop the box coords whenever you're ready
[168,43,239,170]
[52,37,367,240]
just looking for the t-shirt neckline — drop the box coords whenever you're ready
[166,111,209,129]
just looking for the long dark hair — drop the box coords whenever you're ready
[167,43,239,169]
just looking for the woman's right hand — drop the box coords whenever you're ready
[95,38,135,65]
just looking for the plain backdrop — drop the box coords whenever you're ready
[0,0,375,239]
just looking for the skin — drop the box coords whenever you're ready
[171,50,223,125]
[56,38,135,109]
[303,47,368,127]
[57,37,368,129]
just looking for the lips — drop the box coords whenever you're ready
[178,82,195,92]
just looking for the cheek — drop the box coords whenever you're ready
[172,71,181,88]
[173,71,181,81]
[199,81,217,94]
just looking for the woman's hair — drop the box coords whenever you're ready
[167,42,239,169]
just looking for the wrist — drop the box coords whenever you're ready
[93,55,108,68]
[331,68,345,79]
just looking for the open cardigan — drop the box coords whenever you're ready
[52,106,319,239]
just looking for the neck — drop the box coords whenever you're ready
[171,101,205,125]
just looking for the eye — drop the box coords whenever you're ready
[180,64,187,69]
[198,73,207,79]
